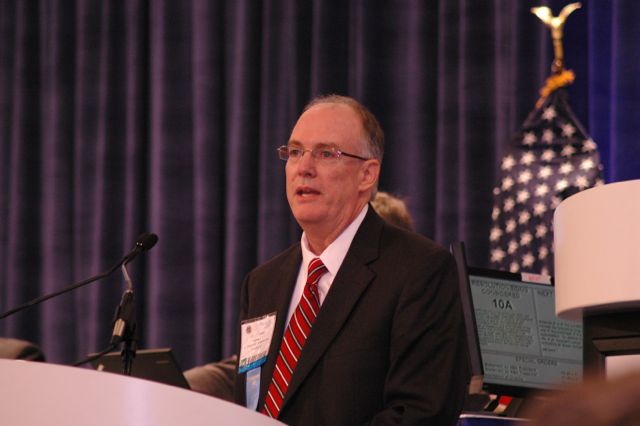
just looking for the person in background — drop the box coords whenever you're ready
[0,337,45,361]
[185,354,236,401]
[370,190,414,231]
[184,190,415,401]
[523,371,640,426]
[233,94,469,424]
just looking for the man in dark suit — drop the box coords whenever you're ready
[234,95,469,425]
[184,193,413,402]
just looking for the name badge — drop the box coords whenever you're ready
[239,312,276,374]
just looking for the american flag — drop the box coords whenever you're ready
[489,89,604,275]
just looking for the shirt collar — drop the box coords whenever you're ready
[300,204,368,277]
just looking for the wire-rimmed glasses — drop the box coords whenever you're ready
[277,145,370,162]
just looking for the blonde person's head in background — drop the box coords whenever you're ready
[371,191,414,231]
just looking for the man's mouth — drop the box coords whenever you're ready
[296,186,320,197]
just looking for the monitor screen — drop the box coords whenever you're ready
[452,242,583,397]
[468,269,582,395]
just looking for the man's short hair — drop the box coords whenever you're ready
[304,95,385,162]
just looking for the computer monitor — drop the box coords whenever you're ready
[452,242,583,397]
[90,348,190,389]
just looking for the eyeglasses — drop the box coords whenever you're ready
[277,145,370,162]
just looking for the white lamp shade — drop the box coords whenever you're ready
[554,179,640,320]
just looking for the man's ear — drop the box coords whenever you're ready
[359,159,381,191]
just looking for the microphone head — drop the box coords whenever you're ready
[122,232,159,265]
[135,232,159,252]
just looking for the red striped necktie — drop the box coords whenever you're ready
[261,257,328,418]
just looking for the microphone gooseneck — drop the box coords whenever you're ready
[72,232,158,369]
[110,232,158,374]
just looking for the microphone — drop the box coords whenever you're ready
[123,232,158,265]
[109,233,158,374]
[110,233,154,345]
[0,232,159,320]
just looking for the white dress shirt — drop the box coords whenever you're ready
[285,204,369,324]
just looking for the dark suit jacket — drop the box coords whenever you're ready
[235,208,469,425]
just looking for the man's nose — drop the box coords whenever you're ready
[296,149,316,175]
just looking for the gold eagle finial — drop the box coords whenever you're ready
[531,2,581,73]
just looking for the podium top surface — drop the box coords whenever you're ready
[0,359,283,426]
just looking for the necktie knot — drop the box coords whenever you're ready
[307,258,327,300]
[307,257,327,284]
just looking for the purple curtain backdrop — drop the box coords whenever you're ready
[1,0,639,368]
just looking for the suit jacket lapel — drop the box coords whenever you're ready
[281,208,383,410]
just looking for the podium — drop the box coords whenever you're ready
[554,179,640,375]
[0,359,283,425]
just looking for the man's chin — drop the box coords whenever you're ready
[292,209,325,228]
